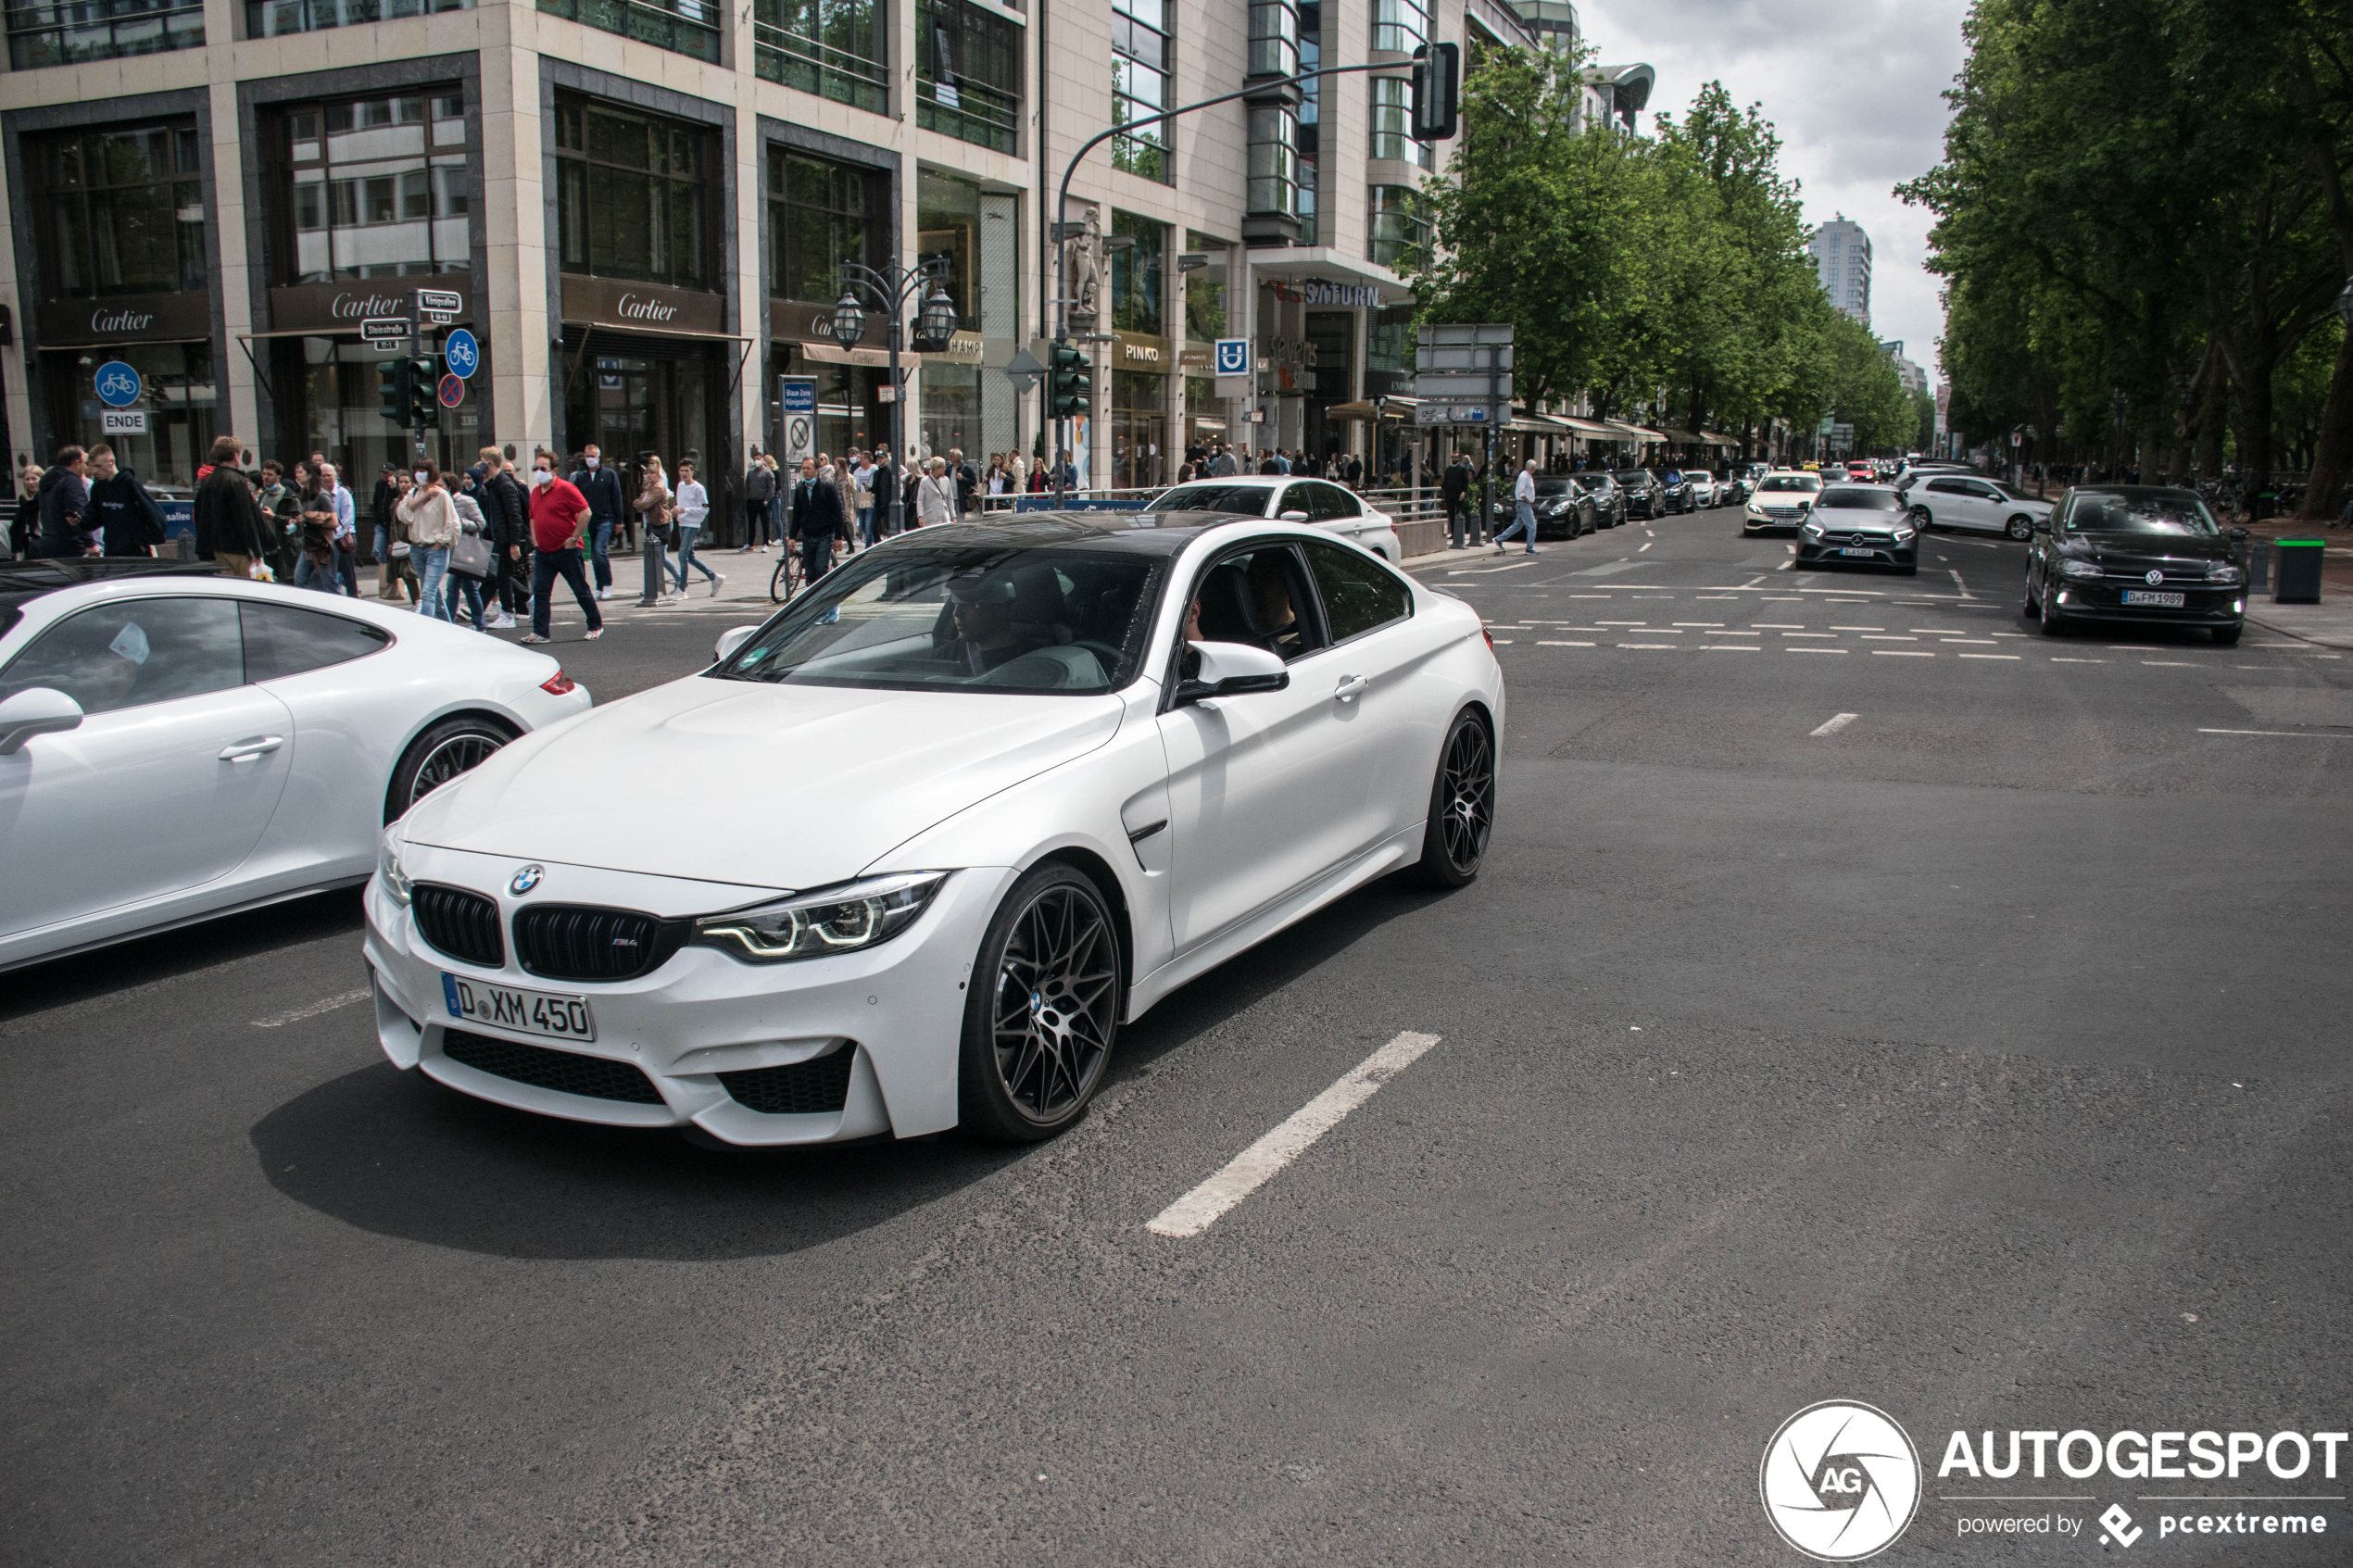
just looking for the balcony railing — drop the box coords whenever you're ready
[245,0,468,35]
[538,0,719,62]
[752,22,887,115]
[916,71,1018,154]
[6,0,202,68]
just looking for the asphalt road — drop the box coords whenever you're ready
[6,511,2350,1566]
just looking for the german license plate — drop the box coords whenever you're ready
[1839,546,1878,557]
[441,972,596,1041]
[2121,590,2184,607]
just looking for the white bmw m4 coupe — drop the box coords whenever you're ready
[367,512,1504,1145]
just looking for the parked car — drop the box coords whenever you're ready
[366,514,1505,1146]
[1794,485,1919,575]
[1903,474,2052,540]
[1141,477,1401,561]
[1576,471,1627,527]
[1686,470,1722,508]
[2022,485,2247,643]
[1741,470,1825,533]
[1614,468,1667,519]
[0,558,590,972]
[1655,470,1696,513]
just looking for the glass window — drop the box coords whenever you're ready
[753,0,887,115]
[278,92,470,284]
[1144,483,1276,515]
[1110,211,1165,336]
[1183,546,1320,663]
[711,546,1169,693]
[553,98,710,288]
[1369,79,1433,169]
[1247,0,1295,78]
[1247,106,1297,217]
[1367,185,1427,267]
[1369,0,1427,53]
[769,148,876,304]
[1112,0,1172,182]
[245,0,471,38]
[50,342,219,491]
[1302,539,1408,642]
[6,0,204,69]
[536,0,720,63]
[916,169,982,333]
[0,597,243,715]
[1184,240,1227,342]
[239,600,391,682]
[37,123,207,299]
[1295,8,1319,244]
[917,0,1022,155]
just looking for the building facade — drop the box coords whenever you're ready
[0,0,1576,516]
[1807,214,1869,327]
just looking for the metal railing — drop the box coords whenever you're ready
[245,0,466,36]
[6,0,202,67]
[916,72,1019,153]
[752,22,887,113]
[538,0,718,61]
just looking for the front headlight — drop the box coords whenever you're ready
[1747,501,1766,515]
[2206,561,2244,584]
[1893,526,1916,543]
[377,829,412,908]
[691,872,949,963]
[2060,558,2105,581]
[1802,521,1825,538]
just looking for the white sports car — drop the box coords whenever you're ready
[0,559,591,972]
[367,513,1504,1145]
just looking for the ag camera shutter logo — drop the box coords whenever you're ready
[1760,1400,1922,1561]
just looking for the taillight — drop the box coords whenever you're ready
[540,670,577,696]
[1482,626,1495,651]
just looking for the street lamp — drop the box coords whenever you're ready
[828,291,866,351]
[917,282,958,350]
[833,255,952,537]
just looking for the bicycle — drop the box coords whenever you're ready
[768,547,803,604]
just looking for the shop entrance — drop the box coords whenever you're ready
[562,345,721,532]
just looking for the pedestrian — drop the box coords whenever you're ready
[522,449,604,643]
[1009,448,1029,493]
[950,447,978,516]
[570,443,626,599]
[32,445,96,559]
[479,449,530,629]
[742,449,776,551]
[445,476,492,630]
[634,453,674,606]
[10,461,41,560]
[87,445,167,557]
[786,455,847,584]
[322,462,361,595]
[290,462,343,592]
[916,456,957,526]
[1495,459,1541,555]
[851,450,877,545]
[667,458,723,597]
[396,468,459,618]
[192,438,272,578]
[1442,450,1476,547]
[823,452,857,555]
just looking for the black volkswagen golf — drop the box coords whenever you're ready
[2023,486,2249,644]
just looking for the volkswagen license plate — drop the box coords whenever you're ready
[2121,589,2185,607]
[1839,546,1878,557]
[441,972,596,1041]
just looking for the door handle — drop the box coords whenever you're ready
[1333,675,1370,704]
[219,735,284,762]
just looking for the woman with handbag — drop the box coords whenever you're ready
[634,456,673,607]
[396,469,459,621]
[444,483,495,630]
[292,463,342,594]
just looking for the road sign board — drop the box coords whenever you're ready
[415,287,462,314]
[1002,345,1045,394]
[361,318,409,343]
[778,375,817,464]
[1214,338,1250,376]
[94,360,141,408]
[437,372,465,408]
[443,327,480,379]
[101,409,147,433]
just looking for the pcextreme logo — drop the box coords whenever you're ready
[1761,1400,1924,1562]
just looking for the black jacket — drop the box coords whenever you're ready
[744,462,777,504]
[91,468,167,556]
[35,467,94,557]
[484,470,531,553]
[192,467,270,561]
[571,464,627,525]
[1441,461,1472,501]
[786,475,847,542]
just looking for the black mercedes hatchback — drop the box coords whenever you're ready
[2023,486,2249,644]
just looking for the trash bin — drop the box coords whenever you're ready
[2247,539,2271,592]
[2273,538,2324,604]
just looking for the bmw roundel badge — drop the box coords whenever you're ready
[510,865,544,897]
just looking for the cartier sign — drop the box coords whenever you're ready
[561,275,724,336]
[267,281,466,334]
[37,290,211,346]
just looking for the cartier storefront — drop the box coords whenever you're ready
[262,279,483,483]
[558,274,738,536]
[36,293,220,491]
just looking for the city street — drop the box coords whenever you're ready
[6,512,2349,1565]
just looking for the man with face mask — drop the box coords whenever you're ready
[569,443,627,601]
[523,449,604,643]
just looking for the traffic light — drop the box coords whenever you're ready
[1049,341,1091,419]
[403,353,438,428]
[378,358,411,426]
[1412,43,1460,142]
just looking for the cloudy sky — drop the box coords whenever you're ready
[1581,0,1973,391]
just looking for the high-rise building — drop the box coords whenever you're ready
[1881,341,1926,396]
[1808,215,1870,326]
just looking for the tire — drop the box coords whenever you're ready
[957,862,1123,1142]
[2038,583,2070,637]
[2212,623,2243,646]
[1899,560,1919,576]
[385,714,516,823]
[2006,514,2035,542]
[2021,576,2038,618]
[768,552,802,604]
[1911,506,1934,532]
[1416,709,1496,889]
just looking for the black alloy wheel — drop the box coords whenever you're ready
[960,863,1122,1141]
[385,715,515,823]
[2006,513,2036,541]
[1416,709,1496,888]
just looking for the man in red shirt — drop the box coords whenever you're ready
[523,448,605,643]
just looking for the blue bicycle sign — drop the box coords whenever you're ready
[94,361,142,408]
[443,327,480,379]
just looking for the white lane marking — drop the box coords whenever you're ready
[2143,660,2198,667]
[1872,649,1935,657]
[1702,644,1760,651]
[254,988,371,1029]
[1949,569,1972,597]
[1694,595,1741,600]
[1787,646,1848,654]
[1704,629,1760,635]
[2198,729,2353,738]
[1861,634,1917,641]
[1639,541,1654,551]
[1810,711,1859,736]
[1146,1031,1442,1238]
[1674,621,1724,627]
[2106,645,2167,651]
[1781,632,1836,638]
[1537,639,1594,646]
[1957,653,2020,660]
[1446,559,1538,577]
[1831,625,1884,631]
[1618,642,1684,648]
[1490,638,1515,644]
[1794,587,1886,596]
[1938,638,1998,645]
[1756,623,1806,629]
[2050,657,2106,663]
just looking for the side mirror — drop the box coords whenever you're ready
[2227,526,2249,541]
[0,686,84,755]
[713,625,760,663]
[1173,640,1290,707]
[1277,509,1310,522]
[2032,516,2052,533]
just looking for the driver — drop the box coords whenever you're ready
[944,573,1047,674]
[1248,553,1302,659]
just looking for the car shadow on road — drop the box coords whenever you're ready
[246,872,1453,1261]
[0,887,366,1026]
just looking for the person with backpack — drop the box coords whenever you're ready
[87,445,167,556]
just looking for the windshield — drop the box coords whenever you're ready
[1581,472,1617,487]
[2063,491,2221,536]
[1992,482,2034,501]
[1816,488,1902,510]
[1758,474,1822,494]
[1144,483,1273,516]
[1614,470,1654,483]
[710,545,1167,694]
[1530,478,1575,496]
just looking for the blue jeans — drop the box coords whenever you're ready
[590,518,614,589]
[667,525,717,590]
[1497,499,1539,549]
[371,524,389,564]
[531,546,604,637]
[416,546,453,620]
[858,507,875,546]
[294,554,340,593]
[444,564,485,629]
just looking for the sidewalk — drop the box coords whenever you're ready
[2239,523,2353,649]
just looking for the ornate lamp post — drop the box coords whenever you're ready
[831,257,954,536]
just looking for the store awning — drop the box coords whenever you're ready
[1556,417,1618,437]
[1701,431,1740,447]
[1325,400,1380,420]
[796,341,892,368]
[1602,421,1663,441]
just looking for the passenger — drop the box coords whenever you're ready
[944,574,1048,674]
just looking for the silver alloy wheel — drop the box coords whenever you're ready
[407,731,505,809]
[2007,513,2035,541]
[1438,720,1495,877]
[990,884,1118,1123]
